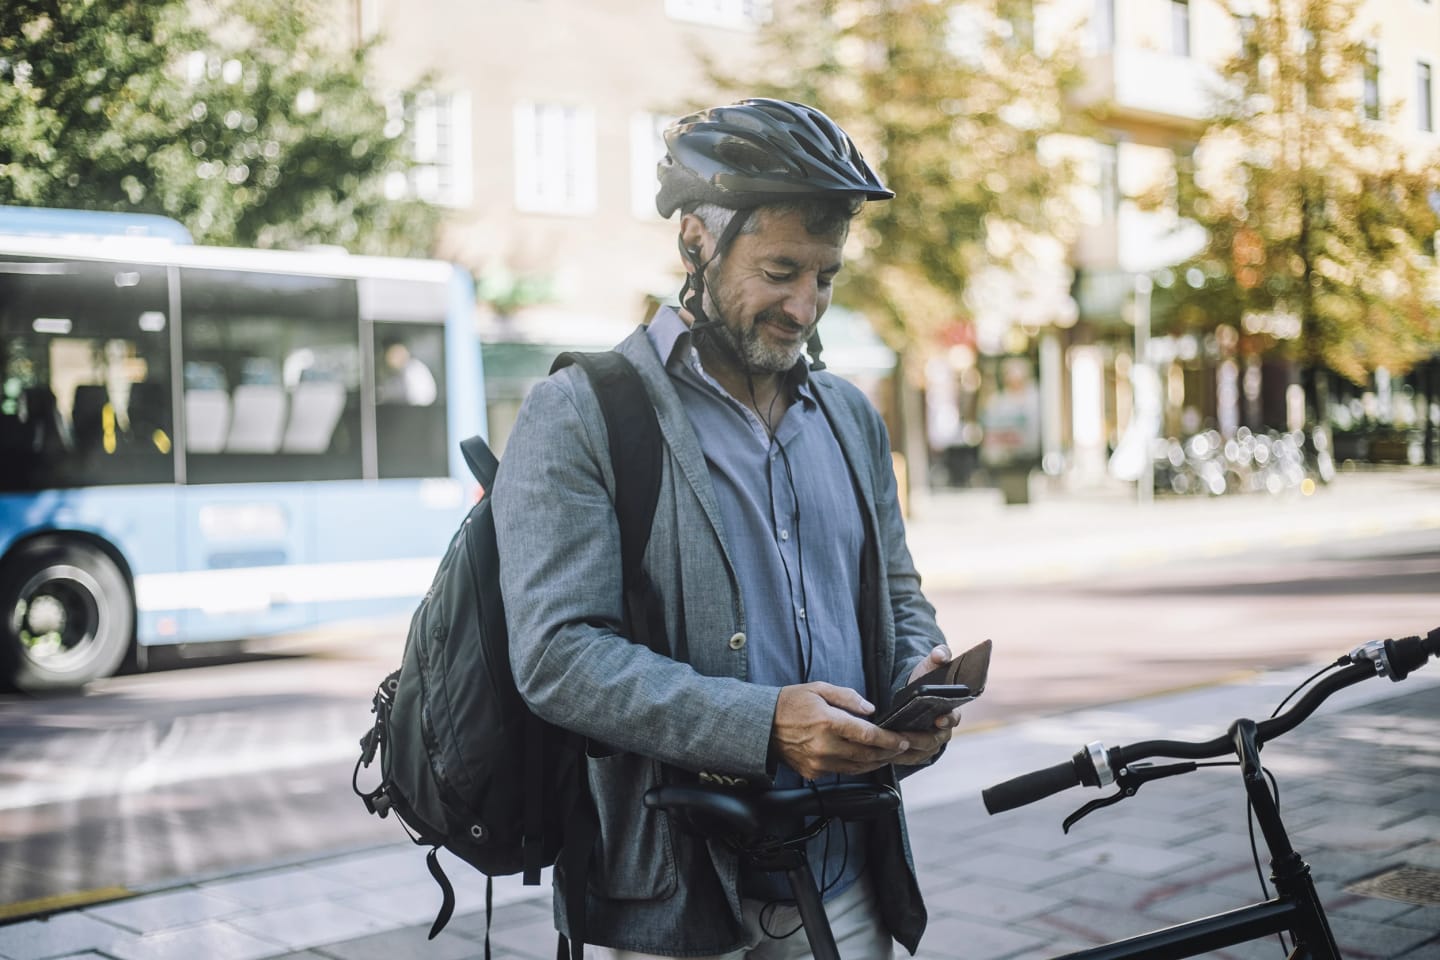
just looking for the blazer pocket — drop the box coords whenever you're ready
[586,752,678,901]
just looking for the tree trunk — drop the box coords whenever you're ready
[889,351,931,518]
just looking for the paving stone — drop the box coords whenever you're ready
[1053,839,1207,879]
[1332,913,1440,957]
[305,924,480,960]
[225,900,392,951]
[923,880,1064,924]
[0,914,139,960]
[957,851,1088,890]
[200,870,358,911]
[911,913,1049,960]
[472,907,562,960]
[84,888,246,933]
[105,921,281,960]
[1140,886,1256,924]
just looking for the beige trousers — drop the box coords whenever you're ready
[593,873,894,960]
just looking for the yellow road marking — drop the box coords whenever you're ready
[0,886,132,922]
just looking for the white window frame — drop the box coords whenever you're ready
[402,90,474,209]
[1419,61,1434,133]
[1170,0,1191,57]
[664,0,771,29]
[1362,44,1381,122]
[1092,0,1115,52]
[631,112,675,220]
[513,102,598,216]
[1097,141,1120,223]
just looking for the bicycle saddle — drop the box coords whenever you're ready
[643,783,900,840]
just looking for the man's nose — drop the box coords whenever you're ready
[782,283,821,327]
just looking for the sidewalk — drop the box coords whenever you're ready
[904,464,1440,590]
[3,669,1437,959]
[2,469,1438,960]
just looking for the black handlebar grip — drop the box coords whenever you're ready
[983,758,1082,815]
[1386,636,1426,680]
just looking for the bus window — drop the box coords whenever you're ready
[374,321,448,479]
[180,268,362,483]
[0,256,174,492]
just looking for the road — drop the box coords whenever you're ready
[0,526,1436,919]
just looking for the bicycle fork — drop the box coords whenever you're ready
[1236,719,1342,960]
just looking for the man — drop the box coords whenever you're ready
[376,335,437,406]
[494,98,959,959]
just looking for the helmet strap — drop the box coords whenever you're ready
[676,210,750,333]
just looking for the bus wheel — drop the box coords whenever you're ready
[0,541,134,691]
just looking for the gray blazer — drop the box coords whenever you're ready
[493,326,945,955]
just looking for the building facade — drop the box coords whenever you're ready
[350,0,1440,475]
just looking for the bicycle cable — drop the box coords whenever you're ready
[1269,657,1348,718]
[1245,765,1289,956]
[1248,662,1340,956]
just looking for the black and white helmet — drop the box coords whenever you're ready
[655,98,893,218]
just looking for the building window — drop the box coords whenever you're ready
[1093,0,1115,52]
[356,0,380,42]
[1097,141,1120,222]
[1362,45,1381,121]
[631,112,675,220]
[514,102,597,215]
[1171,0,1191,56]
[665,0,771,29]
[390,90,473,207]
[1005,0,1036,50]
[1419,62,1434,132]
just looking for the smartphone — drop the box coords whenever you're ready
[876,639,993,732]
[877,684,973,732]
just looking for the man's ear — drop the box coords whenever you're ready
[678,214,708,273]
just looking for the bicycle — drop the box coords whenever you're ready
[644,627,1440,960]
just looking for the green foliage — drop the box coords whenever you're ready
[1172,0,1440,381]
[705,0,1084,355]
[0,0,439,255]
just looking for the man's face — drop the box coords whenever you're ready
[703,207,847,374]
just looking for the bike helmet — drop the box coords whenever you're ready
[655,98,893,219]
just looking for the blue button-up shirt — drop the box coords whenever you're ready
[647,307,869,901]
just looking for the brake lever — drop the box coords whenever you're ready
[1062,761,1197,834]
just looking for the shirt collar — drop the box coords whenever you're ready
[646,306,815,403]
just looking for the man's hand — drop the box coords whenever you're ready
[770,682,913,780]
[893,645,961,766]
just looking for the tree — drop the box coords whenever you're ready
[706,0,1084,495]
[0,0,439,255]
[1166,0,1440,434]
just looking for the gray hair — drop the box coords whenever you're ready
[688,196,859,250]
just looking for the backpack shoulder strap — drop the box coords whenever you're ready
[550,350,663,638]
[546,350,664,960]
[459,435,499,489]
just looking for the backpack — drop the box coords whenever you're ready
[353,350,665,958]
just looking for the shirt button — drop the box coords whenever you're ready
[779,529,789,541]
[798,608,807,620]
[728,632,747,651]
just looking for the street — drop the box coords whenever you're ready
[0,522,1437,921]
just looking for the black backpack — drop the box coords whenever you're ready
[354,350,665,958]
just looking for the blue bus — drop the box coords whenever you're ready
[0,228,485,690]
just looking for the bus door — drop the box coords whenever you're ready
[173,267,364,643]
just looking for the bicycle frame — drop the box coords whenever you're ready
[1049,719,1340,960]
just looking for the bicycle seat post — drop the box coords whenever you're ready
[781,856,841,960]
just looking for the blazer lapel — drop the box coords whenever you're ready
[616,327,733,553]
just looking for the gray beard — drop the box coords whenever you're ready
[702,288,809,374]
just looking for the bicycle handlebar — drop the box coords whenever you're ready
[983,628,1440,816]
